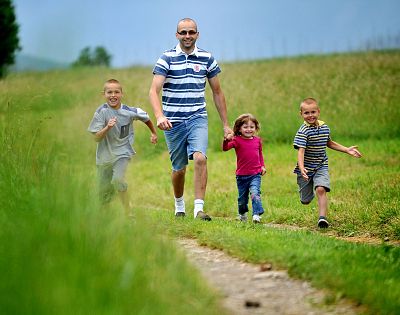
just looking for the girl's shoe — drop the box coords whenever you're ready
[252,214,261,224]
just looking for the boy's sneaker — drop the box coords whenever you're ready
[318,216,329,228]
[237,214,247,222]
[196,211,212,221]
[252,214,261,224]
[175,212,186,218]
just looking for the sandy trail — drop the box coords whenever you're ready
[178,238,365,315]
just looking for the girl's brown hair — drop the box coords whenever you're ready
[233,113,260,136]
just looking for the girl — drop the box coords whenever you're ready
[223,114,266,223]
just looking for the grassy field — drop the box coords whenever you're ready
[0,50,399,314]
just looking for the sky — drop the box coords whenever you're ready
[13,0,400,68]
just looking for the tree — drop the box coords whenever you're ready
[0,0,20,78]
[93,46,111,66]
[72,46,112,67]
[73,46,92,67]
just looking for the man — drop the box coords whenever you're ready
[149,18,233,220]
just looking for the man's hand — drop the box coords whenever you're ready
[156,116,172,130]
[223,126,234,140]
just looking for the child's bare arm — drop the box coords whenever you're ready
[145,120,158,144]
[327,140,362,158]
[297,148,309,180]
[94,117,116,142]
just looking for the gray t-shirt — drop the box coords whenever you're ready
[88,103,150,165]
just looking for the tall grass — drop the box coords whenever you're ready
[1,50,399,313]
[0,72,226,314]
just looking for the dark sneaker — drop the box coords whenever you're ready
[196,211,212,221]
[318,216,329,228]
[175,212,186,218]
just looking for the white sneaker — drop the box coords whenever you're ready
[237,214,247,222]
[252,214,261,224]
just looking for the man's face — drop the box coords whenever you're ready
[176,20,199,53]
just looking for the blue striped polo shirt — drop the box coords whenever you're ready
[152,44,221,123]
[293,120,331,175]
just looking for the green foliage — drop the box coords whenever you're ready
[72,46,112,67]
[0,96,225,315]
[0,0,20,78]
[1,50,399,314]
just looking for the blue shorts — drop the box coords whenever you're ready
[297,167,330,204]
[164,115,208,171]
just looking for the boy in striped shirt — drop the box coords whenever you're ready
[293,98,362,228]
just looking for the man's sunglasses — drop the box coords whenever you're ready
[177,30,198,36]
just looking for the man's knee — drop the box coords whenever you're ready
[193,152,207,166]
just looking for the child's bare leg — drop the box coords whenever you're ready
[315,186,328,217]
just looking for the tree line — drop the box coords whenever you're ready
[1,0,112,78]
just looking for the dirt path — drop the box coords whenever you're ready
[177,239,365,315]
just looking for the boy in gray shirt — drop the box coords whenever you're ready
[88,79,157,214]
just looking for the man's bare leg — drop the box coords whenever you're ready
[172,167,186,216]
[193,152,210,220]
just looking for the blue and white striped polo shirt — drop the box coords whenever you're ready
[152,44,221,123]
[293,120,331,175]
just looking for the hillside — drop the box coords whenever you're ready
[0,50,399,314]
[10,53,69,72]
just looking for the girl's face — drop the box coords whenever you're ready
[239,120,256,138]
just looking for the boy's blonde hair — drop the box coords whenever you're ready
[233,113,260,136]
[300,97,318,112]
[104,78,122,92]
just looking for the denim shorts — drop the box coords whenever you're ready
[297,167,330,204]
[164,115,208,171]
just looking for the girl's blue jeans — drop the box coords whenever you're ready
[236,173,264,216]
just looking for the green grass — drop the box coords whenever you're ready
[148,211,400,315]
[1,50,399,314]
[132,138,400,240]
